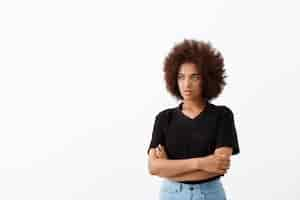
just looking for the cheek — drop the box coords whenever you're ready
[177,82,183,89]
[193,82,201,89]
[198,80,203,87]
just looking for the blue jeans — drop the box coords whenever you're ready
[159,178,227,200]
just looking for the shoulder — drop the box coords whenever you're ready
[155,107,176,119]
[209,103,234,117]
[152,107,176,129]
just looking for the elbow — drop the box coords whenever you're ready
[148,161,155,175]
[149,168,158,176]
[148,159,159,176]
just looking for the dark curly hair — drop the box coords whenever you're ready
[163,39,227,101]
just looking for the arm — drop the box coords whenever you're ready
[148,146,231,178]
[162,147,233,181]
[150,146,233,181]
[148,148,200,177]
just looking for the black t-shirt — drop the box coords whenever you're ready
[147,101,240,184]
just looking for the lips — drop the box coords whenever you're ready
[184,90,192,95]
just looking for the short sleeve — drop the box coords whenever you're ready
[215,106,240,155]
[147,112,166,155]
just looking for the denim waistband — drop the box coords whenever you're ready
[161,177,223,192]
[179,175,220,184]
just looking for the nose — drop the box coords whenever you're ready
[183,79,192,89]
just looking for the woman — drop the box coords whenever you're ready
[147,39,240,200]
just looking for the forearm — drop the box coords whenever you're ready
[150,157,200,177]
[163,170,222,182]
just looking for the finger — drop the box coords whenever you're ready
[220,153,228,158]
[159,146,166,154]
[155,148,159,155]
[156,148,162,157]
[157,146,161,151]
[217,161,229,170]
[149,150,154,157]
[216,169,226,174]
[221,163,230,170]
[224,163,230,169]
[220,164,230,170]
[216,156,230,162]
[221,160,230,165]
[217,154,230,160]
[156,148,160,154]
[159,144,164,151]
[149,149,157,159]
[220,161,230,169]
[216,153,229,158]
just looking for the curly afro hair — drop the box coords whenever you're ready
[163,39,227,101]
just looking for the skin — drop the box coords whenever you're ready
[148,62,233,181]
[177,62,206,116]
[150,145,232,181]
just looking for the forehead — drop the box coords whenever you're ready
[178,62,200,74]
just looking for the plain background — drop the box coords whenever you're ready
[0,0,299,199]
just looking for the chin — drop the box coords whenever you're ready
[183,96,194,100]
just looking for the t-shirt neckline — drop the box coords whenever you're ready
[176,101,210,121]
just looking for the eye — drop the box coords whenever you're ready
[191,75,200,81]
[177,75,184,80]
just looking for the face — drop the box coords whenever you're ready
[177,62,203,101]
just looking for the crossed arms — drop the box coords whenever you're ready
[147,145,232,182]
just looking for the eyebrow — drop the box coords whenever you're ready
[177,73,201,76]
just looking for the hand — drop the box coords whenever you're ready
[201,154,231,174]
[149,148,158,160]
[155,144,168,159]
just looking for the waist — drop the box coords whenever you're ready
[161,177,223,192]
[179,175,221,184]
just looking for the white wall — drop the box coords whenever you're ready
[0,0,299,199]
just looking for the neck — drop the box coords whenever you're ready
[182,98,207,111]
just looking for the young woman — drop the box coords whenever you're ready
[147,39,240,200]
